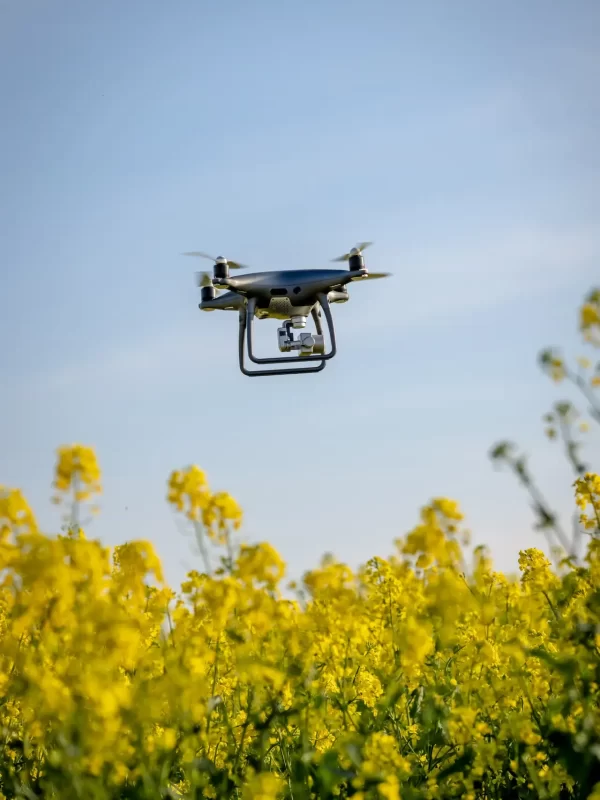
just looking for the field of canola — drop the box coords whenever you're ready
[1,289,600,800]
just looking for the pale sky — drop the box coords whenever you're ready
[1,0,599,589]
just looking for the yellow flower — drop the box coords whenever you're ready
[378,774,401,800]
[53,444,102,501]
[447,707,478,744]
[362,732,411,778]
[580,289,600,345]
[550,357,565,382]
[242,771,284,800]
[167,465,211,521]
[158,727,177,750]
[574,473,600,533]
[581,301,600,329]
[0,486,38,537]
[235,542,285,589]
[1,436,600,799]
[588,783,600,800]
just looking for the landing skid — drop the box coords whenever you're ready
[238,293,337,377]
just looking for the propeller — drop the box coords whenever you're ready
[350,271,391,281]
[182,251,249,270]
[195,271,215,288]
[331,241,374,263]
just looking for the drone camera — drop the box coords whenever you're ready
[298,332,325,356]
[277,323,325,356]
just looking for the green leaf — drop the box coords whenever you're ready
[436,747,474,781]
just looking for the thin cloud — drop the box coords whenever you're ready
[342,223,599,334]
[31,320,229,392]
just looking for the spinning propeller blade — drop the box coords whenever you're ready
[195,271,214,288]
[182,251,249,270]
[352,271,391,280]
[331,241,374,262]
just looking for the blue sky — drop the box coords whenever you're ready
[1,0,599,589]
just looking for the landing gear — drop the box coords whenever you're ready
[238,294,337,377]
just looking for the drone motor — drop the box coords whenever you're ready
[213,256,229,286]
[348,249,365,272]
[331,241,373,274]
[201,284,216,302]
[183,251,249,291]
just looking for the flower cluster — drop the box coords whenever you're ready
[580,288,600,348]
[0,486,38,539]
[0,288,597,798]
[0,446,600,800]
[51,444,103,530]
[574,472,600,534]
[168,465,243,544]
[53,443,102,501]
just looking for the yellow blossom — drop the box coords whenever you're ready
[0,436,599,799]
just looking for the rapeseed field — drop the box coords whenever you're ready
[1,289,599,799]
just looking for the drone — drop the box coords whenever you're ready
[183,242,390,377]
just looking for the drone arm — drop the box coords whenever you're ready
[335,269,367,288]
[199,290,244,311]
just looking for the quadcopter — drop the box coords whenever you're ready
[183,242,390,377]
